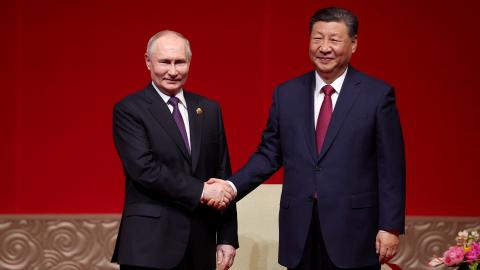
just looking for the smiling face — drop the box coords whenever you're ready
[145,34,190,95]
[309,21,357,84]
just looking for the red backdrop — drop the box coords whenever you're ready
[1,0,479,215]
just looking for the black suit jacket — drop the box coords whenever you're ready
[111,84,238,269]
[230,67,405,268]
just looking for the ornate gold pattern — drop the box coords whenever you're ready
[391,217,480,270]
[0,215,119,270]
[0,215,478,270]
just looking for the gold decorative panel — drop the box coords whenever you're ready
[0,215,478,270]
[0,215,120,270]
[391,217,480,270]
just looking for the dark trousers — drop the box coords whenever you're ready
[120,259,204,270]
[120,240,213,270]
[289,201,380,270]
[120,261,199,270]
[120,259,193,270]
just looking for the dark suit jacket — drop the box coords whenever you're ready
[230,67,405,268]
[111,84,238,269]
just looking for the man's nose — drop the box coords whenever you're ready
[167,64,178,76]
[319,41,331,53]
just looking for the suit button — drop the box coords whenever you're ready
[314,165,322,171]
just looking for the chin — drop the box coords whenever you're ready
[315,67,334,74]
[163,83,180,90]
[314,62,331,69]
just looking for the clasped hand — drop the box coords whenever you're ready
[202,178,235,210]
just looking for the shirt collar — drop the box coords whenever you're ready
[314,67,348,94]
[152,82,188,109]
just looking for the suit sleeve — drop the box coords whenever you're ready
[214,106,239,248]
[230,88,283,200]
[376,88,406,233]
[113,101,203,212]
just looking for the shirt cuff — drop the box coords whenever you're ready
[200,183,205,202]
[379,229,400,236]
[226,180,237,196]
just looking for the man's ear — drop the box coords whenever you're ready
[144,53,151,70]
[351,35,358,54]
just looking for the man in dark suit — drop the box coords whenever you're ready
[208,7,405,270]
[111,30,238,270]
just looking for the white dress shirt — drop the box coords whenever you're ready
[152,82,191,150]
[313,67,348,128]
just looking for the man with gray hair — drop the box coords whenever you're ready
[111,30,238,270]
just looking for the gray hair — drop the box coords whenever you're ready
[146,30,192,61]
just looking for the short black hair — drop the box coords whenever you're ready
[310,7,358,38]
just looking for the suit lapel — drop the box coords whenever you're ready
[145,86,191,163]
[185,91,203,173]
[318,67,362,161]
[302,72,318,162]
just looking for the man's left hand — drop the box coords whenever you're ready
[216,244,236,270]
[376,230,399,263]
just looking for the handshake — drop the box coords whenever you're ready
[201,178,236,210]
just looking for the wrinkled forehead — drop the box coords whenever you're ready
[151,36,188,57]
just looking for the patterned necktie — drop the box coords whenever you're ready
[167,96,190,153]
[315,85,335,154]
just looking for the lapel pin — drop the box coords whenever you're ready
[196,107,203,115]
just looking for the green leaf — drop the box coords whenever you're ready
[468,262,478,270]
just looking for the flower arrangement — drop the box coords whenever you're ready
[429,229,480,270]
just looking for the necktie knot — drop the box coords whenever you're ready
[322,85,335,96]
[168,96,180,107]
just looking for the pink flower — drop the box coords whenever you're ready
[466,242,480,261]
[443,246,465,266]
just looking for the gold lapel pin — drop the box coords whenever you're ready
[196,107,203,115]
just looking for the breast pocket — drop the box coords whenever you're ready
[350,113,372,127]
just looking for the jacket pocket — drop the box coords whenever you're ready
[124,203,163,218]
[351,192,378,209]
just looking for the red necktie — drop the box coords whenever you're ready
[315,85,335,154]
